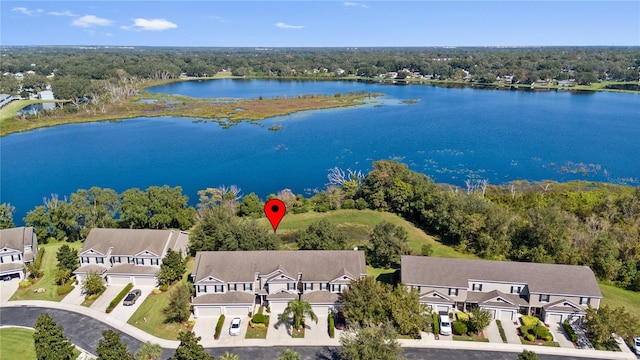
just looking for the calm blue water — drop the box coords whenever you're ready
[2,79,639,224]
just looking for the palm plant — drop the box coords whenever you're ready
[280,299,318,330]
[135,341,162,360]
[218,351,239,360]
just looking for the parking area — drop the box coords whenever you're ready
[0,278,20,303]
[548,322,576,348]
[108,286,155,321]
[215,315,249,345]
[193,316,218,341]
[60,284,86,305]
[89,285,125,312]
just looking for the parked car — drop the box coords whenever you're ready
[633,337,640,354]
[122,289,142,306]
[334,312,346,330]
[2,275,12,281]
[439,313,452,336]
[229,317,242,336]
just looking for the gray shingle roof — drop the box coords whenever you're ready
[0,227,35,252]
[80,228,179,257]
[193,250,366,283]
[73,265,108,275]
[191,292,254,305]
[301,290,340,304]
[401,256,602,297]
[106,264,159,276]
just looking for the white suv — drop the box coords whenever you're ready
[439,313,452,336]
[633,337,640,354]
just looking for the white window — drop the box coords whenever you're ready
[96,257,104,264]
[579,297,589,305]
[243,283,253,291]
[112,257,121,264]
[472,284,483,291]
[539,294,550,302]
[320,283,328,290]
[81,257,89,264]
[510,286,521,294]
[214,285,224,293]
[449,288,459,297]
[304,283,314,291]
[128,257,134,264]
[135,258,144,265]
[151,258,159,265]
[331,284,342,292]
[197,286,207,293]
[287,282,297,291]
[228,283,237,291]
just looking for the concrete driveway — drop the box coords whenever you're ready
[550,322,577,348]
[216,315,249,346]
[500,319,523,344]
[108,286,155,322]
[61,284,86,305]
[89,285,125,312]
[0,278,19,303]
[193,316,218,342]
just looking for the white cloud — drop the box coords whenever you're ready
[48,10,77,17]
[344,1,369,8]
[210,16,227,23]
[72,15,113,28]
[275,22,304,29]
[12,7,35,15]
[127,18,178,31]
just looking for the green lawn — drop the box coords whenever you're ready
[10,241,82,301]
[598,282,640,315]
[0,327,79,360]
[453,335,490,342]
[0,99,62,122]
[127,258,194,340]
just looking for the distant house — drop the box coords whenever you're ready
[335,68,345,75]
[557,80,575,87]
[191,250,367,318]
[14,73,23,79]
[37,91,56,111]
[0,94,14,109]
[0,227,39,280]
[401,256,601,325]
[74,228,189,286]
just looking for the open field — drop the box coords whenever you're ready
[598,282,640,315]
[0,327,38,360]
[10,241,82,302]
[127,258,194,340]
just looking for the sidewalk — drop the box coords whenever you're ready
[1,300,636,359]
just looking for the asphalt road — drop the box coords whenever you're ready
[0,306,617,360]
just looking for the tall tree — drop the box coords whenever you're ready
[238,192,264,218]
[164,283,191,323]
[280,299,318,331]
[0,203,15,229]
[135,341,162,360]
[366,221,411,268]
[295,219,347,250]
[341,277,391,328]
[340,322,403,360]
[33,313,75,360]
[172,331,213,360]
[158,248,185,285]
[96,330,134,360]
[83,271,105,295]
[56,244,79,273]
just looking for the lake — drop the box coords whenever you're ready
[2,79,639,223]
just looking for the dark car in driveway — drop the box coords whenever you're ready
[122,289,142,306]
[335,312,346,330]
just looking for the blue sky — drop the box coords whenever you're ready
[2,1,639,47]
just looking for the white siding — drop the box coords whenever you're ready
[499,310,515,322]
[312,305,332,317]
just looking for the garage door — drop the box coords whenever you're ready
[269,303,288,317]
[546,314,563,325]
[108,275,131,286]
[134,277,157,287]
[195,306,222,318]
[312,306,331,317]
[226,307,251,317]
[436,305,450,314]
[499,310,515,322]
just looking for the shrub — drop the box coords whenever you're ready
[34,248,45,269]
[106,283,133,313]
[251,313,268,324]
[449,312,454,319]
[159,284,168,292]
[57,284,75,296]
[525,334,535,342]
[328,312,335,338]
[258,306,264,315]
[452,321,467,335]
[520,315,540,327]
[544,335,553,342]
[456,312,469,322]
[341,199,355,209]
[562,321,578,342]
[432,312,440,334]
[214,315,225,339]
[19,280,32,288]
[152,289,162,295]
[249,322,266,329]
[496,320,507,343]
[534,326,551,340]
[266,306,271,313]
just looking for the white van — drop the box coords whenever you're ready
[439,313,452,336]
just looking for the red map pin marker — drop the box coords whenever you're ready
[264,199,286,233]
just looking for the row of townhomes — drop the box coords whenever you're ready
[0,227,601,325]
[0,227,39,280]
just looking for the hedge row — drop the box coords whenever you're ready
[496,320,507,343]
[214,315,226,339]
[106,283,133,313]
[562,321,578,342]
[34,248,45,269]
[328,312,335,338]
[432,312,440,335]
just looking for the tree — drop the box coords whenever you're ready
[83,271,105,296]
[158,248,185,285]
[164,283,191,323]
[135,341,162,360]
[277,349,301,360]
[341,277,391,328]
[389,285,428,337]
[26,262,43,279]
[52,75,91,104]
[280,299,318,331]
[238,192,264,218]
[96,330,134,360]
[0,203,15,229]
[295,219,347,250]
[518,350,540,360]
[467,308,492,334]
[340,322,403,360]
[585,304,640,347]
[366,221,411,268]
[56,244,79,273]
[218,352,240,360]
[55,268,71,285]
[33,313,75,360]
[119,186,195,230]
[172,331,213,360]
